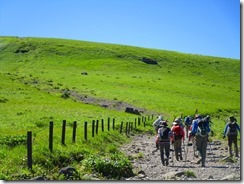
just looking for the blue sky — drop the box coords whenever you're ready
[0,0,241,59]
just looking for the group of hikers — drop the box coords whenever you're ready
[152,114,240,167]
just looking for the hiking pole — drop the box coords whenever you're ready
[184,139,189,164]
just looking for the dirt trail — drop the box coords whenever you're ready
[120,133,240,180]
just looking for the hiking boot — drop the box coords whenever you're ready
[196,158,202,164]
[201,164,205,167]
[156,143,159,149]
[165,159,169,166]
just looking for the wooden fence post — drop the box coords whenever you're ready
[101,119,104,132]
[96,120,99,135]
[125,122,128,135]
[27,131,32,170]
[61,120,66,145]
[84,121,87,141]
[112,118,115,130]
[92,120,95,137]
[134,118,137,129]
[108,117,110,131]
[49,121,53,152]
[72,121,77,143]
[120,121,123,134]
[138,117,141,126]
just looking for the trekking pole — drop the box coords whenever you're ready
[184,139,188,164]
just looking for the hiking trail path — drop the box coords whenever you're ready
[120,133,241,181]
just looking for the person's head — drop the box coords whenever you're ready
[195,114,201,119]
[174,118,181,124]
[229,115,236,122]
[161,121,168,127]
[205,115,210,121]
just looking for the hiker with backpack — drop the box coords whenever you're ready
[190,114,211,167]
[152,115,163,134]
[184,115,192,138]
[153,115,164,149]
[156,121,172,166]
[171,118,185,161]
[223,115,240,157]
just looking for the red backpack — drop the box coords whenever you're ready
[172,125,182,140]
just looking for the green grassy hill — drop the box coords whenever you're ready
[0,36,240,180]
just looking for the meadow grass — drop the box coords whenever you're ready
[0,36,240,180]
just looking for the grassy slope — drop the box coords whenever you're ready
[0,36,240,179]
[0,37,240,119]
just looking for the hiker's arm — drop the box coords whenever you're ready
[190,121,197,134]
[223,124,228,137]
[236,123,240,133]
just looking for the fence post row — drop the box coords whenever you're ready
[26,114,153,169]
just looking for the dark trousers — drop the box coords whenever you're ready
[196,135,208,166]
[158,141,170,163]
[228,135,238,157]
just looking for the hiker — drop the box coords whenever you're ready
[190,114,211,167]
[184,115,192,138]
[152,115,163,134]
[153,115,163,149]
[171,118,185,161]
[156,121,172,166]
[223,115,240,157]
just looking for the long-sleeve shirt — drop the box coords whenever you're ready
[191,118,210,135]
[223,122,240,136]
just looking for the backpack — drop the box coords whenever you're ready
[159,127,170,141]
[184,117,191,126]
[197,119,208,137]
[227,123,237,136]
[172,125,182,140]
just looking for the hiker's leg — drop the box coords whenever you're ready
[159,142,165,165]
[174,140,180,160]
[165,142,170,158]
[196,135,202,156]
[228,136,233,157]
[165,143,170,165]
[186,125,189,138]
[201,136,208,166]
[233,136,238,157]
[179,140,183,160]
